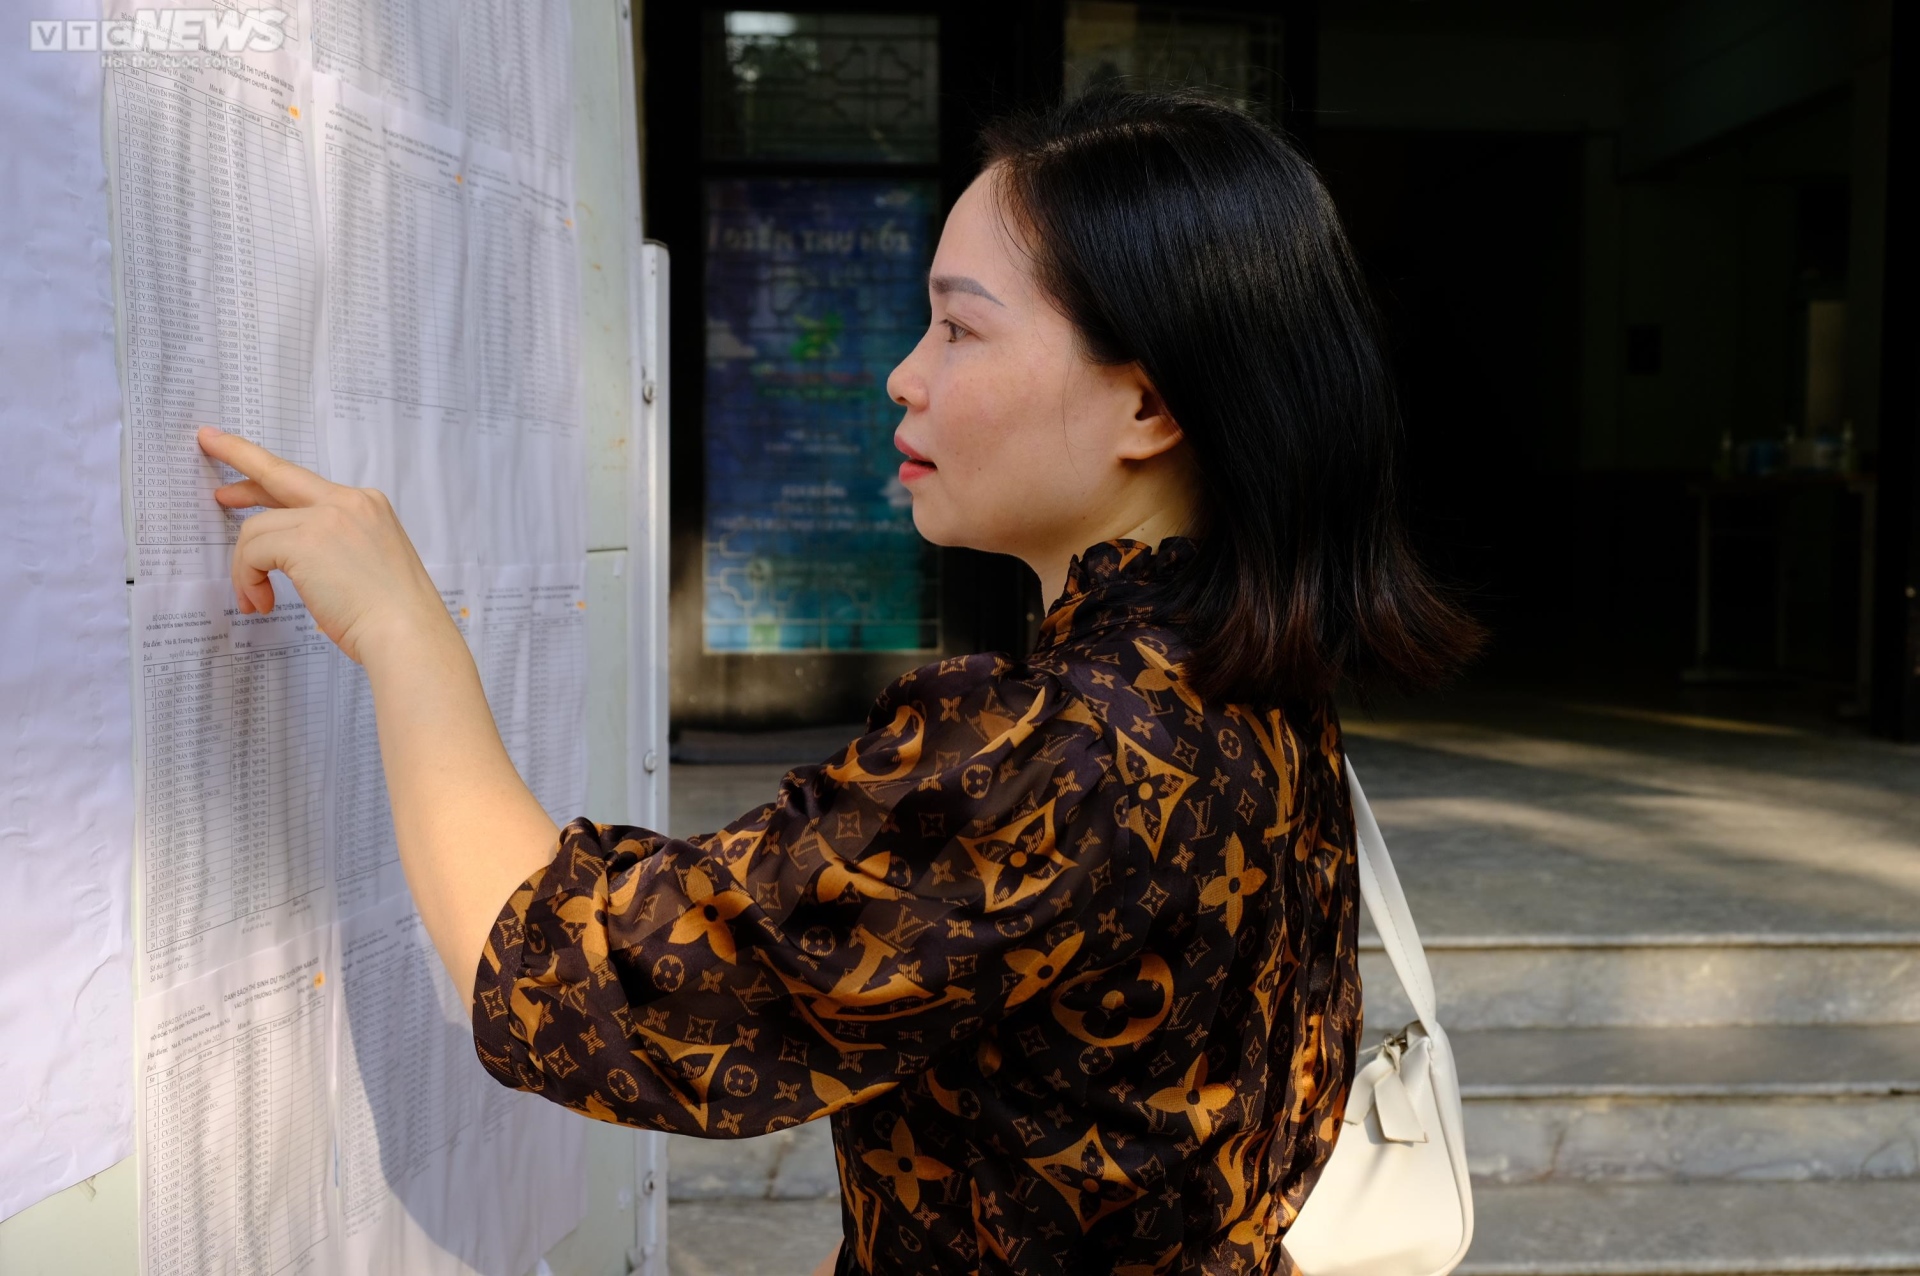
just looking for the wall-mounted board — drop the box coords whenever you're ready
[0,0,668,1272]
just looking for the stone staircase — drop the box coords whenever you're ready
[663,699,1920,1274]
[1341,695,1920,1275]
[1361,905,1920,1273]
[670,934,1920,1275]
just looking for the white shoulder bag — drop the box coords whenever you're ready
[1283,762,1475,1276]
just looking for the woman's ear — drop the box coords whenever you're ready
[1117,373,1184,462]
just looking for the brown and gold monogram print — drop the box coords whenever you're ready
[473,538,1362,1276]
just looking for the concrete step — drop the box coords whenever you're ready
[666,1122,839,1201]
[668,1198,842,1276]
[1452,1026,1920,1183]
[1359,934,1920,1030]
[1459,1180,1920,1275]
[659,1184,1920,1276]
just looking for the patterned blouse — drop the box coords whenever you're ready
[472,536,1363,1276]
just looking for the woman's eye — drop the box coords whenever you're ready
[942,320,966,343]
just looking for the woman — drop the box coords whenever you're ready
[200,90,1478,1275]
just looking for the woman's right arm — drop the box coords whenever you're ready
[198,427,560,1007]
[469,654,1138,1139]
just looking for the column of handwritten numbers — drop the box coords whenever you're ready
[233,1021,274,1274]
[403,932,469,1169]
[388,160,468,413]
[527,607,574,819]
[468,182,519,430]
[327,131,389,400]
[526,601,585,819]
[207,98,266,461]
[461,0,511,151]
[143,654,234,955]
[267,998,330,1270]
[421,170,468,411]
[526,0,573,166]
[312,0,370,81]
[386,157,426,409]
[116,71,228,561]
[227,639,329,922]
[395,940,436,1171]
[490,0,568,164]
[524,207,578,429]
[480,604,532,779]
[378,0,414,107]
[332,663,393,914]
[553,608,587,813]
[227,646,274,923]
[247,100,319,469]
[496,1,535,158]
[515,198,554,424]
[523,615,555,815]
[144,1038,236,1276]
[275,638,332,909]
[555,216,582,427]
[391,0,459,118]
[338,938,395,1227]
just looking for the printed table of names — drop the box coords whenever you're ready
[136,583,331,991]
[139,935,331,1276]
[110,60,317,580]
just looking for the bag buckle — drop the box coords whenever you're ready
[1341,1023,1428,1144]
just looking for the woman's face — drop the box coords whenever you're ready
[885,169,1191,589]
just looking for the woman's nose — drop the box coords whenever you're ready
[886,344,929,410]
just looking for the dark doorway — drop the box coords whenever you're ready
[1313,132,1696,683]
[645,1,1064,730]
[1319,134,1586,631]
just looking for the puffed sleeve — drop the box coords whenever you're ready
[471,653,1139,1137]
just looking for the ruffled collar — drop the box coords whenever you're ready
[1034,536,1196,651]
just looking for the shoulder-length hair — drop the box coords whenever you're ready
[980,89,1482,706]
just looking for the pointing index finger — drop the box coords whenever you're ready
[197,427,332,508]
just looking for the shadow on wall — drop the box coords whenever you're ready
[337,905,581,1274]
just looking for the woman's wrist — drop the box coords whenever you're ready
[353,587,469,680]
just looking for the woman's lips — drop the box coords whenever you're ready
[896,439,935,483]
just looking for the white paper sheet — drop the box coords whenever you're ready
[0,0,136,1220]
[314,0,460,124]
[312,73,476,565]
[103,0,594,1266]
[479,566,589,825]
[135,926,334,1276]
[310,67,586,571]
[466,150,588,570]
[461,0,574,170]
[332,567,479,916]
[133,579,334,992]
[105,44,322,582]
[336,895,586,1276]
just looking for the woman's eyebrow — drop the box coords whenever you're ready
[929,274,1005,307]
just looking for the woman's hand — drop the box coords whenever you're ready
[201,426,448,667]
[200,423,558,1003]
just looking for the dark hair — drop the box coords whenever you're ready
[980,89,1482,705]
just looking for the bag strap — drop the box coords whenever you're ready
[1346,760,1441,1033]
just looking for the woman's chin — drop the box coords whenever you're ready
[908,504,952,546]
[909,498,1023,558]
[912,518,983,554]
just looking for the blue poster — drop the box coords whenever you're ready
[703,178,940,652]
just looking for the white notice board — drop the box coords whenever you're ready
[0,0,668,1271]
